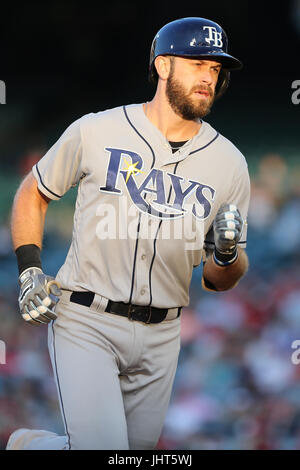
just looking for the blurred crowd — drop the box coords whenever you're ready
[0,152,300,450]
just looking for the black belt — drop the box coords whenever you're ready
[70,291,181,324]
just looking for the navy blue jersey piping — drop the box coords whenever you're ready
[35,164,62,199]
[188,132,219,155]
[128,214,141,304]
[123,105,156,169]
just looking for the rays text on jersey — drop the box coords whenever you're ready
[100,147,216,220]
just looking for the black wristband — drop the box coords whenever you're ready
[213,247,238,266]
[15,244,42,275]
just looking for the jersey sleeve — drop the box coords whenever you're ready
[32,118,84,200]
[204,160,250,251]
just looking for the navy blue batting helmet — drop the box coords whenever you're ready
[149,17,242,98]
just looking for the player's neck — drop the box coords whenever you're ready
[144,93,201,142]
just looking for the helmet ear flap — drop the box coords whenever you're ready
[148,39,158,85]
[215,69,230,99]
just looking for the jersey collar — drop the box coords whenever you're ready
[124,103,213,166]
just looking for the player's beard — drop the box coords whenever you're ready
[166,68,215,120]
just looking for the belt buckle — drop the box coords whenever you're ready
[127,304,152,323]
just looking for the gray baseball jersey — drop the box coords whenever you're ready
[32,103,250,309]
[9,103,251,450]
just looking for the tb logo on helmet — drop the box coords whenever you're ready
[203,26,223,48]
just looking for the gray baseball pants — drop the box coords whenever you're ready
[24,290,181,450]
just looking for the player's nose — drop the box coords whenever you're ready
[198,68,213,85]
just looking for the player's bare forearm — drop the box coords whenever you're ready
[202,247,249,292]
[11,172,50,250]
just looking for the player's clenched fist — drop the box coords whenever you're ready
[18,267,62,325]
[213,203,243,266]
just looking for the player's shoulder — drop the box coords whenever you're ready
[76,103,136,126]
[203,121,248,170]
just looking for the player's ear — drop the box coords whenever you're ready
[154,56,172,81]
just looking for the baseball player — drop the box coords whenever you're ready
[7,17,250,450]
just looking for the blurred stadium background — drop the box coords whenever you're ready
[0,0,300,450]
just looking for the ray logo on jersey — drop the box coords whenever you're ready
[100,147,215,220]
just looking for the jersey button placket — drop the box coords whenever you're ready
[133,215,151,305]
